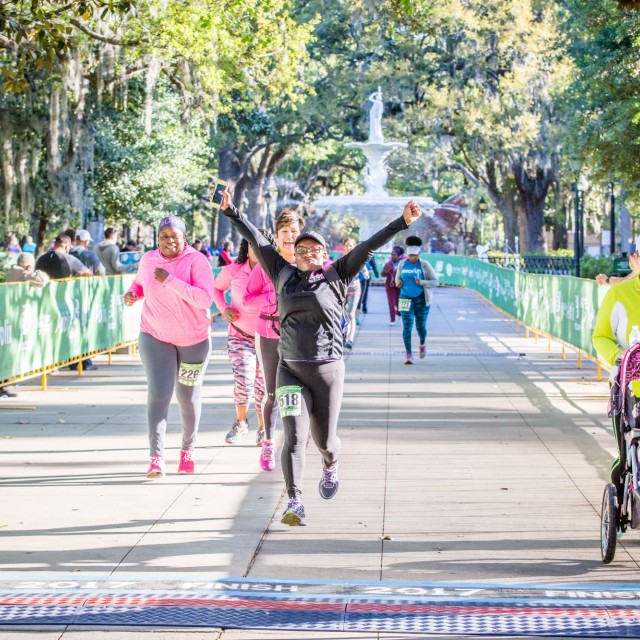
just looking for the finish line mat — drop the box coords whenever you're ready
[2,576,640,636]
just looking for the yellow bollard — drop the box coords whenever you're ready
[41,373,47,391]
[561,343,566,359]
[548,337,551,351]
[108,350,112,366]
[526,327,530,338]
[78,360,83,376]
[597,363,602,381]
[577,352,582,369]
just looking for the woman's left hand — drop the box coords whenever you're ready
[402,200,422,225]
[154,268,169,283]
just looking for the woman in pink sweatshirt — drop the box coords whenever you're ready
[213,230,276,446]
[124,216,215,478]
[243,210,305,471]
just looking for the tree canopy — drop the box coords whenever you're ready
[1,0,640,258]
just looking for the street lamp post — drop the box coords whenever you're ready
[610,182,616,255]
[477,197,488,245]
[570,178,587,277]
[571,183,580,277]
[264,190,273,232]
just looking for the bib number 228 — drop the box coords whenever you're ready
[276,385,302,417]
[178,361,205,387]
[398,298,411,313]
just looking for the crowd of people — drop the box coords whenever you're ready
[3,205,436,526]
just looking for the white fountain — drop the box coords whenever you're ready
[312,87,436,242]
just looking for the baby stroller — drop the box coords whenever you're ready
[601,342,640,563]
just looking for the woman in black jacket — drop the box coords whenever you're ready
[221,190,422,525]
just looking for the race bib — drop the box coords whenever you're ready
[177,361,205,387]
[398,298,411,313]
[276,385,302,417]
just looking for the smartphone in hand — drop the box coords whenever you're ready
[210,179,228,210]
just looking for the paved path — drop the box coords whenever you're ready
[0,285,636,639]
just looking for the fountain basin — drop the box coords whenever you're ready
[312,194,436,245]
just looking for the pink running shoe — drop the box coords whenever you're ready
[178,449,195,474]
[260,442,275,471]
[419,344,426,359]
[146,456,165,478]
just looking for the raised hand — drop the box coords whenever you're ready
[402,200,422,226]
[221,189,232,212]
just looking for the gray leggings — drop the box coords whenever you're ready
[277,359,344,498]
[256,333,280,441]
[138,332,211,457]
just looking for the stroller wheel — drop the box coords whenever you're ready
[601,483,618,564]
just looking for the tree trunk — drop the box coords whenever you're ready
[552,210,568,250]
[512,155,555,253]
[214,144,240,245]
[484,158,520,251]
[0,115,15,226]
[35,209,50,257]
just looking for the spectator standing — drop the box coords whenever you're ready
[70,230,105,275]
[0,252,39,394]
[217,240,234,267]
[123,216,215,478]
[96,227,128,275]
[21,235,37,254]
[6,253,50,288]
[192,239,210,260]
[202,239,215,260]
[35,235,91,279]
[5,234,20,253]
[358,256,379,314]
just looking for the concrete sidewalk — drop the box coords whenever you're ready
[0,284,636,639]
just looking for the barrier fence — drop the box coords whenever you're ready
[422,255,604,359]
[0,256,606,385]
[0,275,140,383]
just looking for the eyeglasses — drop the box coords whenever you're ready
[294,246,324,256]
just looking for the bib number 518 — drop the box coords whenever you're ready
[276,385,302,417]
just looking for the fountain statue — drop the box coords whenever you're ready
[368,88,384,144]
[312,88,435,242]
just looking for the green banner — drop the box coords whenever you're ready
[424,255,602,356]
[0,275,140,381]
[0,256,605,382]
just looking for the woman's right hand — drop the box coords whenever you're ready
[123,292,138,306]
[222,307,239,322]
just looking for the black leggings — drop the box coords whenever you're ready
[277,359,345,498]
[256,333,280,440]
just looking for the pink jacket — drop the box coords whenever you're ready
[243,263,279,339]
[127,246,215,346]
[213,261,260,339]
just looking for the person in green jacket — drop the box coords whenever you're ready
[592,236,640,503]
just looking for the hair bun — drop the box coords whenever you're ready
[405,235,423,247]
